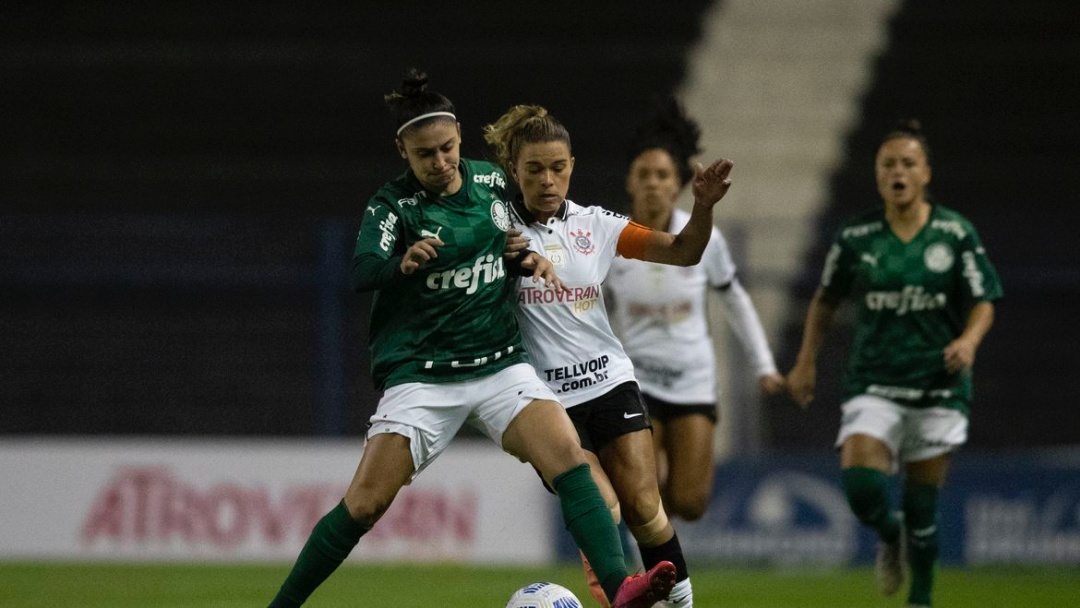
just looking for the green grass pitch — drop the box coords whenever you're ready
[0,561,1077,607]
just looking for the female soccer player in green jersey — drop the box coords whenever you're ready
[267,69,674,608]
[786,119,1003,608]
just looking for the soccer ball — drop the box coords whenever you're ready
[505,581,583,608]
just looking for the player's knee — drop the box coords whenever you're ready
[342,493,392,528]
[668,492,709,521]
[627,506,672,546]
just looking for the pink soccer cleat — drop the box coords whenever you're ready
[611,560,676,608]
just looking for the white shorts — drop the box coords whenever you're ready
[367,363,558,479]
[835,394,968,466]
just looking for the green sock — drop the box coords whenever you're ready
[269,500,370,607]
[552,463,628,601]
[904,481,940,607]
[841,466,900,543]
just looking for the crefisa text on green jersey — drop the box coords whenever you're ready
[864,285,946,315]
[424,254,506,295]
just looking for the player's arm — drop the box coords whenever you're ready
[944,222,1002,372]
[351,200,408,292]
[618,158,734,266]
[944,301,994,373]
[786,287,840,408]
[786,235,853,407]
[715,278,784,394]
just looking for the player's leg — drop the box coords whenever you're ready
[902,455,949,608]
[836,395,905,596]
[268,432,413,607]
[601,430,692,608]
[503,398,630,602]
[649,416,670,496]
[899,405,965,608]
[485,365,674,607]
[271,379,471,607]
[577,448,619,608]
[657,408,716,522]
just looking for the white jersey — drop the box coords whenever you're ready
[606,208,777,404]
[510,198,638,407]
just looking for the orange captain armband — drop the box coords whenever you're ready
[616,221,653,260]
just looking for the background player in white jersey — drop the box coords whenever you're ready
[268,70,675,608]
[606,97,784,522]
[786,119,1002,608]
[485,104,734,608]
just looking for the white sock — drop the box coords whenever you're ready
[665,577,693,608]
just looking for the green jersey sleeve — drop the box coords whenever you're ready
[351,197,405,292]
[954,220,1004,308]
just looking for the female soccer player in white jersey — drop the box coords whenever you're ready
[484,103,735,608]
[267,70,675,608]
[786,119,1002,608]
[606,97,784,522]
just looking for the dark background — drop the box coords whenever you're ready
[3,1,1078,450]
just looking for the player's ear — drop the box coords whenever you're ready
[508,162,520,184]
[395,138,407,159]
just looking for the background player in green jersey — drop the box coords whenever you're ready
[786,119,1002,608]
[268,69,674,608]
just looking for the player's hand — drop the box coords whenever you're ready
[400,237,444,275]
[504,228,531,260]
[520,252,567,292]
[691,158,734,208]
[943,337,977,373]
[785,360,816,409]
[759,372,787,396]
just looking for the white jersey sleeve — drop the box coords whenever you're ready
[717,278,779,377]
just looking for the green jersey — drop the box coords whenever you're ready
[820,204,1003,412]
[352,159,524,390]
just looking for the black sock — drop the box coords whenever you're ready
[639,530,689,582]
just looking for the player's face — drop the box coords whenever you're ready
[626,148,682,217]
[397,120,463,195]
[875,137,931,209]
[511,140,574,222]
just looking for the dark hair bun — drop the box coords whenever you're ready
[895,117,923,136]
[401,68,429,98]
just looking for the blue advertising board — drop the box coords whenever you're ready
[554,449,1080,565]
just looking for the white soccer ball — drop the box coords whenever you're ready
[505,581,583,608]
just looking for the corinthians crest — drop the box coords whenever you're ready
[570,228,594,255]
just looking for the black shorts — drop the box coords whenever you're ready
[642,392,718,424]
[567,381,652,454]
[537,381,652,494]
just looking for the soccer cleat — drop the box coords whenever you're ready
[611,560,676,608]
[578,550,610,608]
[875,516,907,597]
